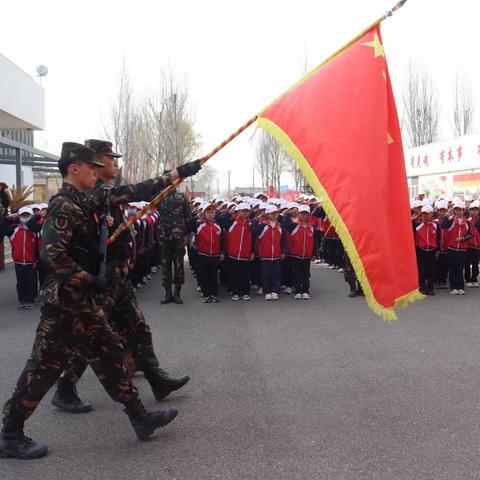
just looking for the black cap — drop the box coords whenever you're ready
[84,139,121,158]
[58,142,106,170]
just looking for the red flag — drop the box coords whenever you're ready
[258,26,422,320]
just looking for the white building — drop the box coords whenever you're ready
[0,52,57,197]
[405,133,480,198]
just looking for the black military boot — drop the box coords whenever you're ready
[124,399,178,441]
[173,285,183,304]
[357,282,364,296]
[144,369,190,401]
[0,419,48,460]
[348,281,358,297]
[51,378,93,414]
[160,285,174,304]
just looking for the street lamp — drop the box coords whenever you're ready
[36,65,49,86]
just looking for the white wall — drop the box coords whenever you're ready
[0,53,45,130]
[0,164,34,192]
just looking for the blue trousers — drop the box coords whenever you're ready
[261,259,282,294]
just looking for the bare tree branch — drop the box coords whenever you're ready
[452,72,474,137]
[402,60,441,148]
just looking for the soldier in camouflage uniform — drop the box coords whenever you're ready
[0,143,181,460]
[51,139,199,413]
[157,182,192,304]
[343,251,364,297]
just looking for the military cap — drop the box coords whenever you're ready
[58,142,106,169]
[84,139,122,158]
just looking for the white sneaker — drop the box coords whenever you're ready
[151,267,157,273]
[328,265,335,269]
[257,288,264,295]
[458,289,466,295]
[231,295,240,301]
[284,287,293,294]
[450,289,459,295]
[271,293,279,300]
[302,293,310,300]
[242,295,251,301]
[265,293,272,301]
[196,286,202,292]
[338,268,345,273]
[465,282,473,288]
[473,282,480,288]
[294,293,302,299]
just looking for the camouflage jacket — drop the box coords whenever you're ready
[156,190,191,240]
[86,176,173,283]
[39,183,100,306]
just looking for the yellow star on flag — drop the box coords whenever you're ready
[387,133,394,145]
[362,33,385,58]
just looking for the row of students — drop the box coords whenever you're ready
[412,199,480,295]
[188,199,316,303]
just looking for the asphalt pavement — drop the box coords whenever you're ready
[1,262,480,480]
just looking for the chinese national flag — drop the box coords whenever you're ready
[258,26,422,320]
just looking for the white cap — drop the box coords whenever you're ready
[435,201,448,210]
[469,200,480,209]
[465,194,473,202]
[235,202,250,211]
[288,202,299,209]
[265,205,278,215]
[254,192,266,199]
[227,202,236,209]
[39,203,48,209]
[280,200,289,209]
[18,206,33,216]
[201,203,215,212]
[258,202,269,210]
[453,200,466,209]
[298,204,310,213]
[410,199,423,209]
[421,204,433,214]
[192,197,203,205]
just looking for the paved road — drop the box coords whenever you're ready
[1,262,480,480]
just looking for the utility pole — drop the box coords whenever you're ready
[252,165,255,195]
[227,170,231,199]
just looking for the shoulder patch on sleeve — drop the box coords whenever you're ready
[54,213,69,231]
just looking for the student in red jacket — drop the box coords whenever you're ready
[434,201,449,289]
[414,204,441,295]
[284,204,315,299]
[441,200,472,295]
[251,205,287,300]
[192,203,224,303]
[0,206,42,309]
[465,200,480,287]
[225,203,254,301]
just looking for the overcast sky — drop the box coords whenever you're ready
[1,0,479,192]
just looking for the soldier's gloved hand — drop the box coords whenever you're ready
[176,159,202,178]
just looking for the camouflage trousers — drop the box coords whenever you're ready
[62,280,160,386]
[159,239,185,286]
[343,252,357,284]
[3,301,138,427]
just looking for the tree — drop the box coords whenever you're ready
[452,73,474,137]
[402,61,441,148]
[103,62,201,183]
[256,131,289,193]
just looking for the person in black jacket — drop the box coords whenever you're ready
[0,182,10,216]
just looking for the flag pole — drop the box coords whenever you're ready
[107,115,258,245]
[107,0,408,246]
